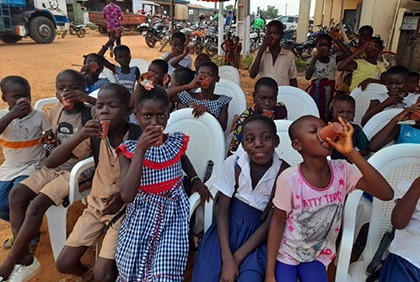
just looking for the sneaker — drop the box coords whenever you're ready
[3,235,13,249]
[7,257,40,282]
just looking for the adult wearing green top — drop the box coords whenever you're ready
[212,10,219,26]
[253,17,265,30]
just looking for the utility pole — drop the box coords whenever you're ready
[285,1,288,15]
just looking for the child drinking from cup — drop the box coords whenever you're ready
[265,115,394,282]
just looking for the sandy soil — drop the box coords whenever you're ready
[0,30,312,282]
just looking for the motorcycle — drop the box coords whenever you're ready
[69,22,86,38]
[203,27,218,57]
[190,30,205,55]
[249,28,265,53]
[144,20,169,49]
[281,37,316,60]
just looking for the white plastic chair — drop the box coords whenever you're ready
[336,144,420,282]
[350,83,388,126]
[35,98,95,260]
[129,58,150,73]
[98,68,117,83]
[274,120,303,166]
[363,108,403,140]
[215,79,247,137]
[165,108,226,232]
[89,88,100,99]
[219,65,240,85]
[277,86,319,120]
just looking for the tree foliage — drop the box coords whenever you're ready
[257,5,279,19]
[225,4,234,11]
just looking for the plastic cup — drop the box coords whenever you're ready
[411,111,420,121]
[142,71,154,80]
[200,75,211,89]
[154,125,164,146]
[101,120,110,139]
[318,122,343,144]
[262,109,275,119]
[89,62,99,73]
[62,98,74,110]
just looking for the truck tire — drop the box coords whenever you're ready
[29,17,56,43]
[98,26,107,34]
[0,35,22,43]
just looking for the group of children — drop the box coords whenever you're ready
[0,18,419,282]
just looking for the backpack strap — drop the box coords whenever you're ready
[365,230,395,282]
[260,160,290,221]
[81,105,93,126]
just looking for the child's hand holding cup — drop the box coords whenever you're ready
[262,109,275,119]
[318,122,343,148]
[100,119,110,139]
[16,97,32,112]
[154,125,164,146]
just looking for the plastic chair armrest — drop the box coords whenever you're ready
[336,189,364,281]
[68,157,95,205]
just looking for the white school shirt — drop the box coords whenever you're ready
[162,51,193,75]
[215,150,282,211]
[389,180,420,269]
[0,109,51,181]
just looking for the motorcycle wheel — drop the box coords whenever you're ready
[77,28,86,38]
[145,34,156,48]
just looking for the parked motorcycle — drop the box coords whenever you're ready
[249,28,265,53]
[69,22,86,38]
[144,20,169,48]
[281,37,316,60]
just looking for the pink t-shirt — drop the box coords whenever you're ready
[273,160,362,266]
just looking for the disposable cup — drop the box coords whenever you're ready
[101,120,110,139]
[89,62,99,73]
[200,76,211,89]
[62,99,74,110]
[154,125,164,146]
[318,122,343,143]
[262,109,275,119]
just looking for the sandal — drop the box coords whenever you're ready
[3,235,13,249]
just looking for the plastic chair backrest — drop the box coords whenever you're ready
[274,120,303,166]
[350,83,388,126]
[130,58,150,73]
[165,108,225,182]
[277,86,319,120]
[215,79,247,136]
[219,65,240,85]
[99,68,117,83]
[89,88,100,99]
[34,97,59,111]
[362,108,403,140]
[363,144,420,262]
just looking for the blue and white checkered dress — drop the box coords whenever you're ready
[116,132,190,282]
[178,91,232,118]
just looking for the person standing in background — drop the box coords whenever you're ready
[102,0,123,58]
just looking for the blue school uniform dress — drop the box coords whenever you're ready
[396,124,420,144]
[87,78,110,94]
[192,151,282,282]
[115,66,137,93]
[116,132,190,282]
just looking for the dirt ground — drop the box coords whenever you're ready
[0,30,312,282]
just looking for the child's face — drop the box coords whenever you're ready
[171,38,185,53]
[265,25,283,46]
[96,89,129,128]
[56,74,85,104]
[386,74,407,96]
[1,83,31,109]
[148,64,166,86]
[358,30,372,46]
[253,86,277,114]
[197,65,219,87]
[365,39,382,56]
[242,120,279,165]
[316,39,330,56]
[115,50,131,67]
[332,101,355,122]
[292,116,332,156]
[408,77,419,93]
[135,99,169,131]
[85,55,104,75]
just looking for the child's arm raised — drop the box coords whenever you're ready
[169,45,192,70]
[361,95,404,126]
[180,154,212,202]
[392,178,420,229]
[336,42,370,71]
[265,208,287,281]
[44,120,102,168]
[217,193,240,281]
[166,76,200,102]
[119,125,162,203]
[327,117,394,200]
[249,35,271,78]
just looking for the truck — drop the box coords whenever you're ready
[89,11,146,34]
[0,0,69,44]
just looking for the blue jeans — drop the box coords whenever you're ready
[275,260,328,282]
[0,175,28,221]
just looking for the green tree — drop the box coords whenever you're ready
[258,5,279,19]
[225,4,234,11]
